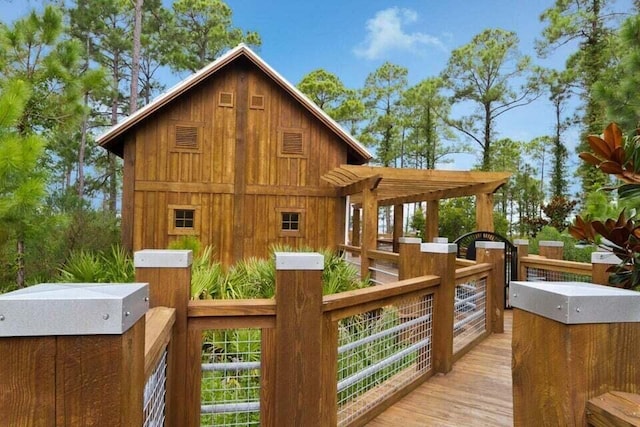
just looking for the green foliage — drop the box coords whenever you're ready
[168,235,203,257]
[438,197,476,241]
[409,207,426,239]
[58,244,133,283]
[530,226,596,263]
[442,28,540,171]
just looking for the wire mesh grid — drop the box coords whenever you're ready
[200,328,262,427]
[368,259,399,285]
[143,348,167,427]
[453,278,487,354]
[525,266,592,283]
[336,295,433,426]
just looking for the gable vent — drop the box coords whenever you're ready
[218,91,234,107]
[250,95,265,110]
[175,126,198,149]
[282,131,304,155]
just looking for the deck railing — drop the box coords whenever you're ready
[366,249,399,285]
[144,307,175,427]
[453,264,492,356]
[519,255,592,283]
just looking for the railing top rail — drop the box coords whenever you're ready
[454,263,492,283]
[339,243,361,253]
[520,255,592,275]
[322,275,440,314]
[144,306,175,379]
[187,299,276,317]
[367,249,400,262]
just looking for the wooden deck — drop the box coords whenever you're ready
[368,311,513,426]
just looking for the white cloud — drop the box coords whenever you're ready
[354,8,446,60]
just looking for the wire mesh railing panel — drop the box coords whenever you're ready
[525,266,592,283]
[336,295,433,426]
[200,328,261,427]
[143,348,167,427]
[453,278,487,354]
[368,259,399,285]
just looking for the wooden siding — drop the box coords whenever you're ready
[127,58,349,264]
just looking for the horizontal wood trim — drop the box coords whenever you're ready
[587,391,640,427]
[367,249,399,263]
[188,299,276,317]
[520,256,593,276]
[245,185,338,197]
[136,181,234,193]
[322,276,440,315]
[338,244,361,254]
[455,258,477,267]
[188,316,275,330]
[144,307,176,379]
[454,263,492,284]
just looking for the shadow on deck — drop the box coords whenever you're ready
[368,311,513,426]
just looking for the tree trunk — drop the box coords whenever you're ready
[16,237,25,289]
[129,0,143,114]
[482,103,492,171]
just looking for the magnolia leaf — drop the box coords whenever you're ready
[603,122,624,149]
[599,161,624,175]
[579,151,602,166]
[587,135,613,158]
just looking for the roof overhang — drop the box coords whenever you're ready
[322,165,511,206]
[96,44,372,162]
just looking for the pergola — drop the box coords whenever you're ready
[321,165,511,275]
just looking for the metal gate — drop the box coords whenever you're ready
[453,231,517,308]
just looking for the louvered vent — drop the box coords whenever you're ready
[218,91,234,107]
[250,95,265,109]
[175,126,198,149]
[282,131,304,155]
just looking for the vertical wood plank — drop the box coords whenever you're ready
[185,327,204,427]
[425,200,439,242]
[274,254,324,427]
[122,137,136,252]
[232,66,249,263]
[135,251,192,427]
[260,328,277,427]
[321,316,338,427]
[475,193,494,232]
[361,187,378,279]
[393,204,404,253]
[0,337,56,426]
[423,243,457,374]
[476,242,504,333]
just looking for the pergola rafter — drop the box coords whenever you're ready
[321,165,512,278]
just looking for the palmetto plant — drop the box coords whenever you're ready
[58,244,134,283]
[569,123,640,289]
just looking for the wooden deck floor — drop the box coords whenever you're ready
[368,311,513,426]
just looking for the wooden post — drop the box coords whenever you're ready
[361,187,378,279]
[539,240,563,260]
[513,239,528,281]
[511,281,640,426]
[0,283,148,426]
[425,200,439,242]
[422,242,457,374]
[393,203,404,253]
[398,237,423,280]
[135,250,192,427]
[475,193,494,232]
[274,252,324,427]
[476,241,504,333]
[591,251,622,286]
[351,206,361,247]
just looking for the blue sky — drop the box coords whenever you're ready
[1,0,635,170]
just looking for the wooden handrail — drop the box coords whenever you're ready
[339,243,361,254]
[144,306,176,380]
[455,258,477,267]
[520,256,592,276]
[322,275,440,316]
[455,263,492,284]
[367,249,400,262]
[188,299,276,317]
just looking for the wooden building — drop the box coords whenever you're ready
[98,44,372,265]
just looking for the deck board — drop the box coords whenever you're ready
[367,311,513,426]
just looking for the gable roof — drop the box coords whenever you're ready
[96,44,372,162]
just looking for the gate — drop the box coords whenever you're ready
[453,231,517,308]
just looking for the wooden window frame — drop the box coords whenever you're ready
[277,208,305,238]
[218,91,234,108]
[170,121,204,153]
[250,94,265,110]
[277,127,308,158]
[168,204,201,236]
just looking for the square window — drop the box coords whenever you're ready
[282,212,300,231]
[175,209,195,229]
